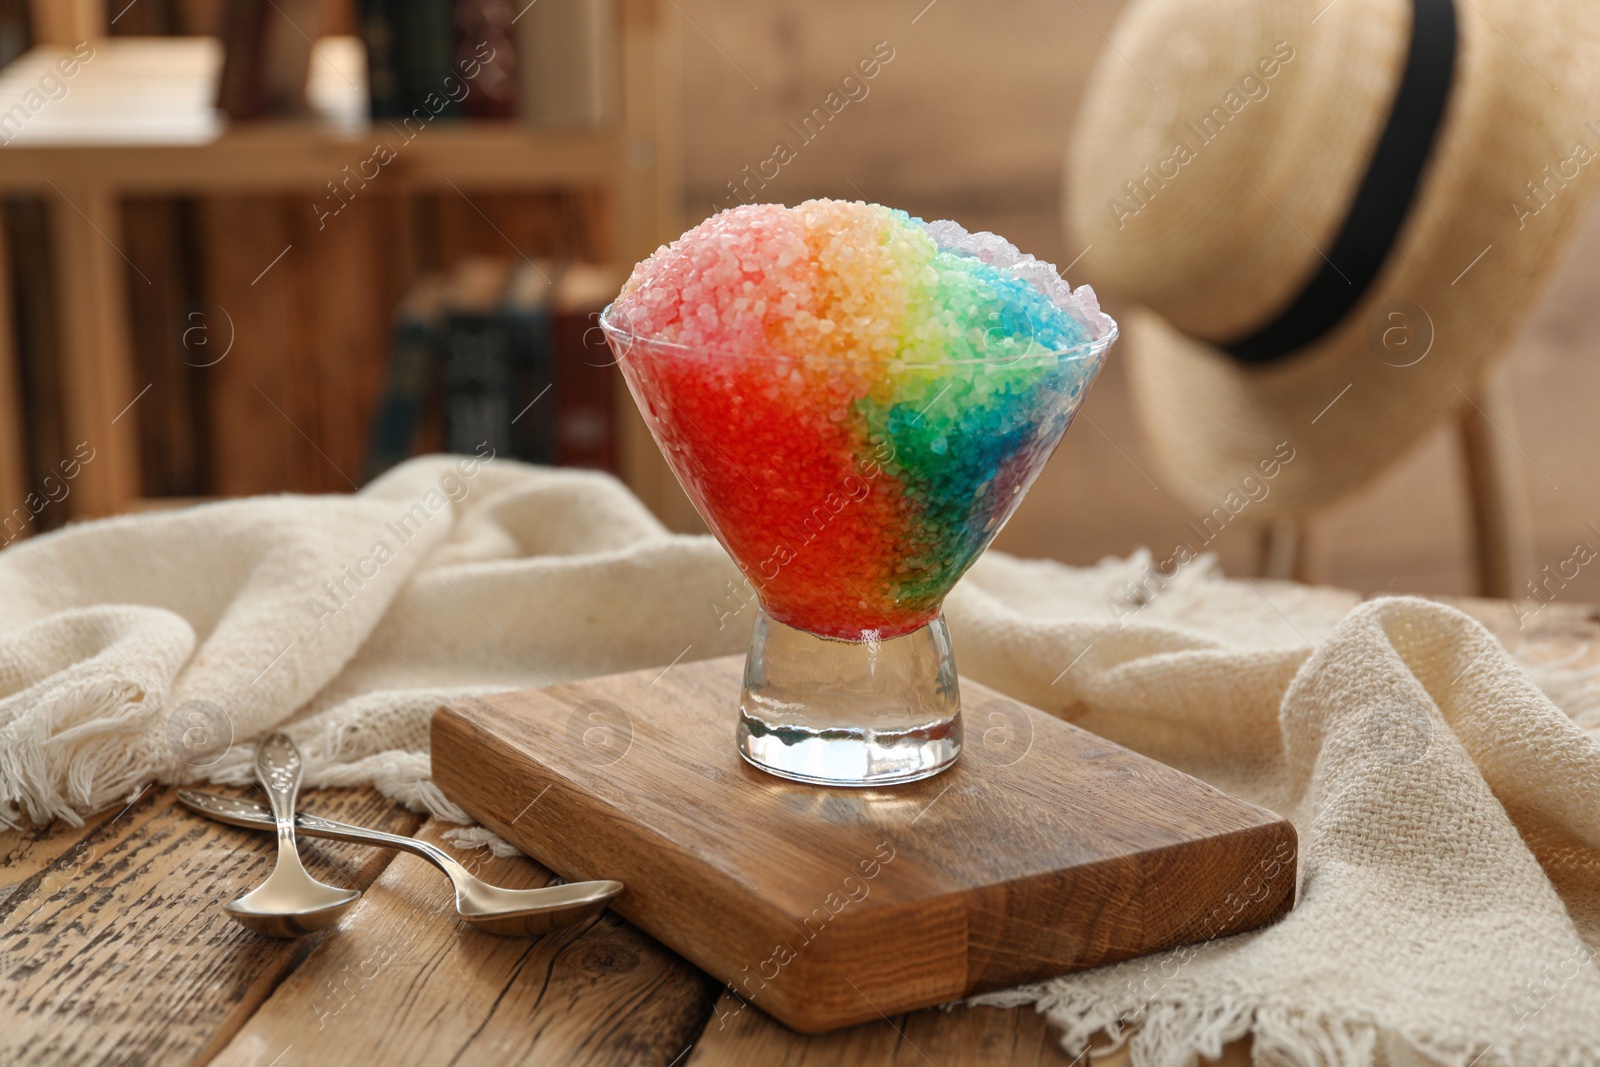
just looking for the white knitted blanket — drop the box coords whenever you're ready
[0,456,1595,1067]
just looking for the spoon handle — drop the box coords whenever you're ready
[255,734,305,863]
[181,790,478,888]
[299,814,475,886]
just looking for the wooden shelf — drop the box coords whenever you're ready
[0,124,619,192]
[0,38,619,191]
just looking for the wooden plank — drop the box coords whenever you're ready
[1087,1034,1251,1066]
[0,786,421,1066]
[687,992,1087,1066]
[433,656,1296,1033]
[0,127,619,194]
[196,195,311,496]
[0,214,31,528]
[120,196,208,498]
[0,808,118,909]
[48,184,142,518]
[684,990,1253,1065]
[210,818,720,1067]
[287,190,395,493]
[3,196,73,536]
[0,38,616,192]
[198,189,413,497]
[681,998,1254,1062]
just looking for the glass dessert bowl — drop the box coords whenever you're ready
[602,313,1115,786]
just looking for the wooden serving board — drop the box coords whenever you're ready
[431,655,1297,1033]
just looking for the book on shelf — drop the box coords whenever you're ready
[357,0,405,118]
[215,0,321,120]
[441,257,516,459]
[364,258,623,478]
[359,0,471,122]
[455,0,519,119]
[356,0,619,126]
[503,260,559,464]
[366,273,448,481]
[551,262,624,471]
[0,0,29,69]
[516,0,619,128]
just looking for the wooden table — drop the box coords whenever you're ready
[2,595,1591,1066]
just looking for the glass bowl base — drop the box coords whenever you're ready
[736,714,960,786]
[737,608,962,787]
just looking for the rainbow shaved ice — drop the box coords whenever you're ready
[607,199,1114,641]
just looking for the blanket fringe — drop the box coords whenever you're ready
[440,825,522,856]
[972,984,1600,1067]
[970,983,1377,1067]
[0,680,163,828]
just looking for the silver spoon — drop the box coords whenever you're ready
[180,790,623,937]
[222,733,361,937]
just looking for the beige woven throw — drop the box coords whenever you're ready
[0,456,1595,1067]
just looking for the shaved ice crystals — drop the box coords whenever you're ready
[604,200,1116,640]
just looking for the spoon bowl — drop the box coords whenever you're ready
[222,734,361,938]
[454,878,624,937]
[224,873,360,938]
[182,790,623,936]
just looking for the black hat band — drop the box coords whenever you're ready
[1221,0,1458,364]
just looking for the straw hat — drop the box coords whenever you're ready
[1067,0,1600,519]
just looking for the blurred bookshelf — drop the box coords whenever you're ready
[0,0,692,531]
